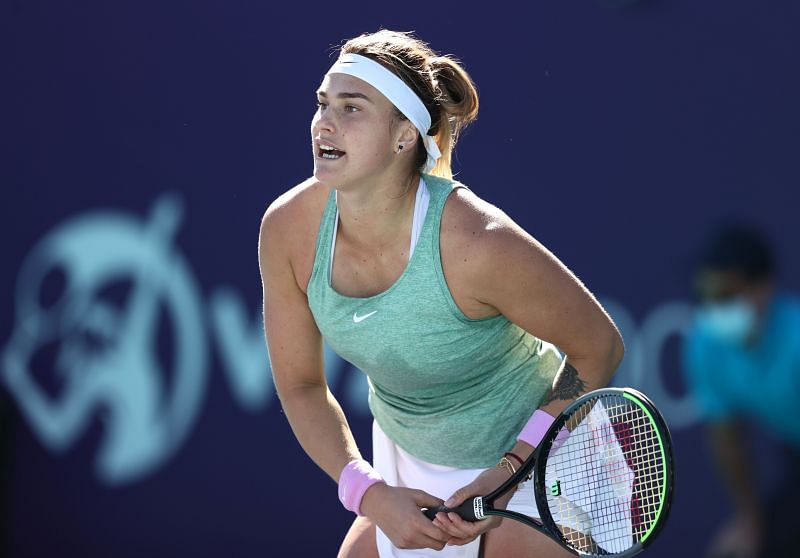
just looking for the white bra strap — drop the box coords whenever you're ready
[408,177,429,259]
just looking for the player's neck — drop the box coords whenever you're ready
[335,171,419,252]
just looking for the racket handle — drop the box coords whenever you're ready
[422,497,483,522]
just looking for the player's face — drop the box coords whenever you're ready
[311,73,402,187]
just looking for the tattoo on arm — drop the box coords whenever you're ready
[540,362,587,406]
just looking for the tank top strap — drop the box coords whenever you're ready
[309,188,338,289]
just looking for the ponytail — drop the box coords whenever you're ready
[427,56,479,179]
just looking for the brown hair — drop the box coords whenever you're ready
[339,29,479,179]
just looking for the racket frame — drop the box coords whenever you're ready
[426,387,675,558]
[531,388,675,557]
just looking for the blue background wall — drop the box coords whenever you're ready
[3,1,799,556]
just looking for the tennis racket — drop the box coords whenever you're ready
[423,387,674,557]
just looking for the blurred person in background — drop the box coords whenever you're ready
[683,223,800,558]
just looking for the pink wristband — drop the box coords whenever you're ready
[517,409,556,447]
[338,459,384,516]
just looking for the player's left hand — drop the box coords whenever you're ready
[433,465,514,546]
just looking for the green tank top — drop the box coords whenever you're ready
[307,174,562,468]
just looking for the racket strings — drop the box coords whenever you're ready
[542,394,667,554]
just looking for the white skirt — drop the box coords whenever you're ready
[371,421,541,558]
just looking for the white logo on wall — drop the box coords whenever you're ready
[2,195,209,485]
[1,194,698,485]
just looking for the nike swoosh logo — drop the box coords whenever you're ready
[353,311,377,323]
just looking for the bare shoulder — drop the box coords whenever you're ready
[440,184,542,318]
[260,176,330,238]
[259,177,331,291]
[440,181,602,337]
[440,185,533,263]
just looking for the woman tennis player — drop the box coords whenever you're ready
[260,29,624,557]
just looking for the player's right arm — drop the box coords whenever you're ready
[259,189,361,482]
[259,188,447,549]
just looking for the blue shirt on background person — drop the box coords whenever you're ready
[681,222,800,558]
[684,293,800,446]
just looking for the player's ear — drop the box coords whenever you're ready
[394,119,419,153]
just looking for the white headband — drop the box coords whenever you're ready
[326,53,441,173]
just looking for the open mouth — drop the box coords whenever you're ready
[318,143,346,160]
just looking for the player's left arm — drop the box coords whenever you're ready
[434,189,625,543]
[442,188,624,424]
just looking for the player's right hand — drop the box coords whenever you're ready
[433,465,511,546]
[360,483,450,551]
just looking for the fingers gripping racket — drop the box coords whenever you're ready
[423,388,675,557]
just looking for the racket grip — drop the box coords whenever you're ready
[422,497,483,522]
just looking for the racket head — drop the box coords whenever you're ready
[533,388,675,557]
